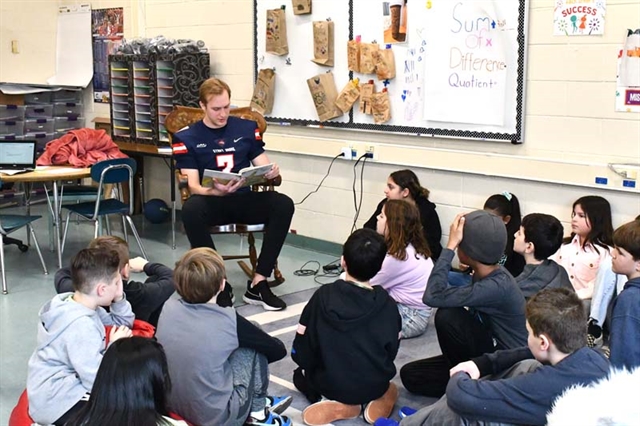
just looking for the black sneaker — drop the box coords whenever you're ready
[217,281,235,308]
[243,280,286,311]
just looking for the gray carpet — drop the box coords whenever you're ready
[237,287,441,425]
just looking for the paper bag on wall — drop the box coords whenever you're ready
[371,90,391,124]
[347,40,361,72]
[359,43,379,74]
[374,48,396,80]
[307,72,343,122]
[250,68,276,115]
[335,79,360,113]
[266,8,289,56]
[359,80,376,114]
[292,0,312,15]
[311,21,334,67]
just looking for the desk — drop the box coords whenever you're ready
[115,142,177,249]
[1,166,91,268]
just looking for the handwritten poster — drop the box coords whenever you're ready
[400,42,424,122]
[423,1,510,126]
[615,29,640,113]
[554,0,606,36]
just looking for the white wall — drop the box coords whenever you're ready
[140,0,640,245]
[2,0,638,247]
[0,0,58,84]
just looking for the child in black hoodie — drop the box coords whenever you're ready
[292,229,401,425]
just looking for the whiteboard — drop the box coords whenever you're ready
[255,0,350,123]
[254,0,529,142]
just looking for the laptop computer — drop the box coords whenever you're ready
[0,140,37,175]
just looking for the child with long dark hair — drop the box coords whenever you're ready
[67,337,185,426]
[364,169,442,260]
[484,192,525,277]
[551,195,614,300]
[371,199,434,338]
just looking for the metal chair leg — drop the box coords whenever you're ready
[0,235,6,294]
[124,215,147,259]
[29,225,49,275]
[105,215,112,235]
[94,219,100,238]
[121,216,129,243]
[61,212,73,258]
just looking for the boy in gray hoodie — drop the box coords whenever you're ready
[513,213,573,299]
[27,248,134,425]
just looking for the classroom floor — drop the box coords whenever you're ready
[0,203,440,425]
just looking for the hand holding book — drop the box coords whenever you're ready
[202,163,275,189]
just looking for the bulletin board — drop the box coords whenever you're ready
[254,0,529,143]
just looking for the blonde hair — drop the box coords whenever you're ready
[199,78,231,105]
[173,248,225,303]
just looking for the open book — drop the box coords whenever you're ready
[202,163,274,188]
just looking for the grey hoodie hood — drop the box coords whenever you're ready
[36,293,103,349]
[516,259,574,299]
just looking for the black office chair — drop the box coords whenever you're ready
[0,183,29,252]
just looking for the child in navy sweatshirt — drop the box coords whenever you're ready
[388,288,609,426]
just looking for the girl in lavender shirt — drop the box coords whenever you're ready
[371,199,434,338]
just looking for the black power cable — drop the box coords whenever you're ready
[295,153,343,205]
[350,154,369,233]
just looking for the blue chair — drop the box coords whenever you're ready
[60,158,148,259]
[0,214,48,294]
[45,184,99,250]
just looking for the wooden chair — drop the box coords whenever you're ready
[165,105,285,285]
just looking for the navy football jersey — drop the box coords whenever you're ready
[172,116,265,185]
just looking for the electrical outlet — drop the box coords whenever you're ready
[341,147,357,160]
[365,145,375,160]
[340,147,352,160]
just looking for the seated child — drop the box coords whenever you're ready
[550,195,614,301]
[484,192,525,276]
[513,213,573,298]
[55,235,175,326]
[448,191,524,286]
[608,219,640,370]
[27,248,134,425]
[586,217,638,343]
[389,288,610,426]
[370,199,434,339]
[401,211,527,398]
[363,169,443,260]
[293,229,401,425]
[68,336,188,425]
[156,248,291,426]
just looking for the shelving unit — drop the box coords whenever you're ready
[133,62,153,142]
[108,52,210,147]
[156,60,174,144]
[109,61,131,140]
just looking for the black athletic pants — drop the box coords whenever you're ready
[400,307,496,397]
[181,191,294,278]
